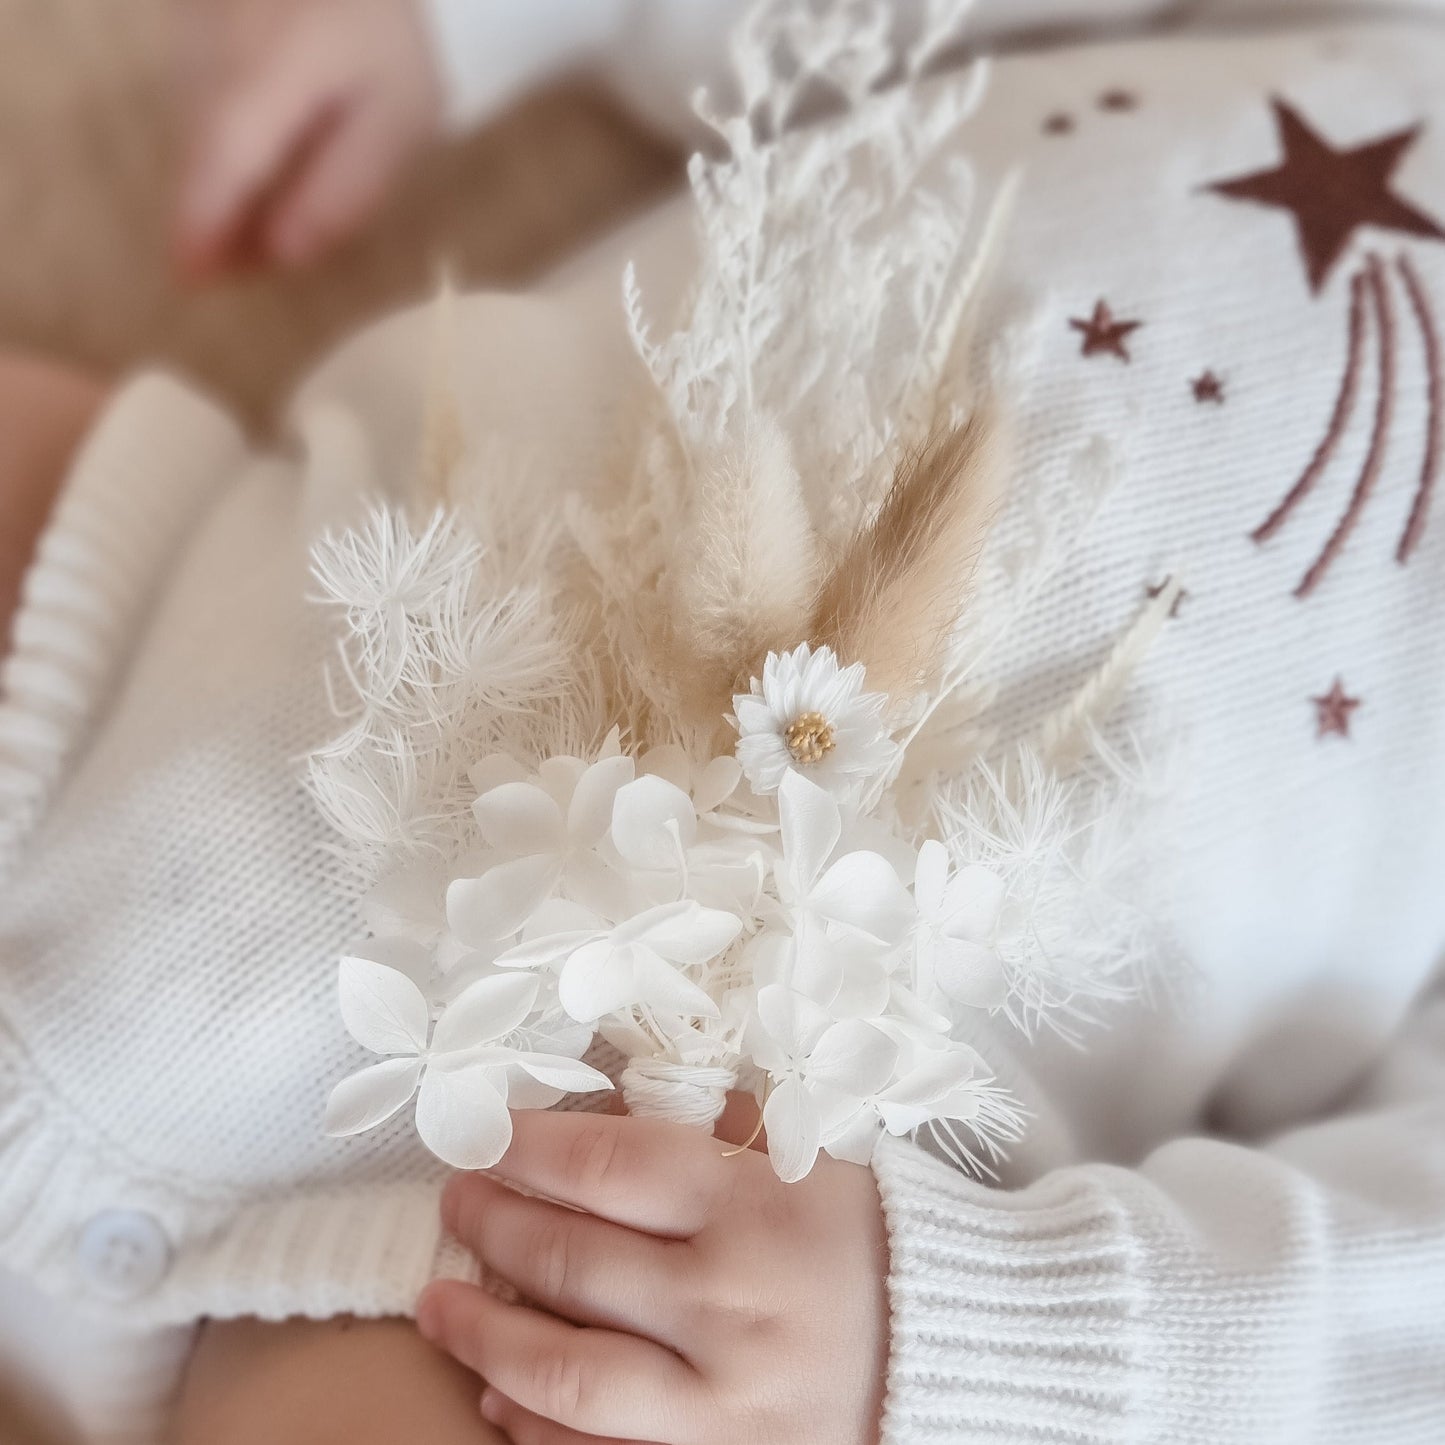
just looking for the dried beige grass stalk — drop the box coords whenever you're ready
[809,405,1006,703]
[664,420,820,724]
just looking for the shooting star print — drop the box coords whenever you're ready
[1206,98,1445,595]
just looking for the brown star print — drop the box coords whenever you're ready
[1043,112,1074,136]
[1207,98,1445,292]
[1191,370,1225,404]
[1099,89,1137,112]
[1070,300,1142,362]
[1312,677,1362,738]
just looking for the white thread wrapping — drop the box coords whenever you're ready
[620,1059,739,1127]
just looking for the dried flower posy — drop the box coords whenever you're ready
[310,0,1174,1185]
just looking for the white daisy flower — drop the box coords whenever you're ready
[733,644,900,801]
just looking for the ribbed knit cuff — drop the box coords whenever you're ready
[872,1134,1142,1444]
[158,1183,482,1325]
[0,371,242,874]
[0,1048,632,1330]
[0,1038,474,1327]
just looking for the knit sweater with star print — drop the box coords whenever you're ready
[4,8,1445,1445]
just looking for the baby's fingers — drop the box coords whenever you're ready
[491,1110,738,1237]
[481,1389,659,1445]
[261,91,415,266]
[416,1283,703,1442]
[443,1174,694,1343]
[175,15,342,272]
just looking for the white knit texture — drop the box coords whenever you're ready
[0,375,242,873]
[419,0,1303,146]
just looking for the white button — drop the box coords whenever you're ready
[77,1211,171,1301]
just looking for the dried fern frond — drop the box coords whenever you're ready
[663,420,820,725]
[932,742,1166,1039]
[809,403,1006,704]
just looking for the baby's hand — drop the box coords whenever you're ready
[416,1100,890,1445]
[174,0,443,277]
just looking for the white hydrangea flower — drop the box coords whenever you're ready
[498,899,744,1024]
[359,862,449,947]
[746,985,901,1182]
[612,773,773,916]
[769,770,913,1014]
[913,839,1007,1010]
[610,774,699,898]
[746,984,1009,1181]
[324,960,610,1169]
[733,644,900,800]
[446,753,635,943]
[869,1043,997,1139]
[637,745,744,816]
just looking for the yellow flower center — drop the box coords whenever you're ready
[784,711,837,765]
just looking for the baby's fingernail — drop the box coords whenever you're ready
[479,1389,504,1424]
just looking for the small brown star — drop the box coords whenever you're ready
[1191,370,1225,404]
[1145,578,1188,617]
[1070,300,1142,362]
[1099,89,1138,112]
[1312,677,1362,739]
[1206,98,1445,292]
[1043,112,1074,136]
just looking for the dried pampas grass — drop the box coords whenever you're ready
[656,403,1008,730]
[810,404,1006,705]
[663,420,820,725]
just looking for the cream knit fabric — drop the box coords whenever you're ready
[420,1,1445,147]
[3,10,1445,1445]
[418,0,1281,143]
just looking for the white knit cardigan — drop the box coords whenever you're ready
[3,13,1445,1445]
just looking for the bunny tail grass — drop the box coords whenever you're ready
[664,419,820,724]
[810,405,1007,703]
